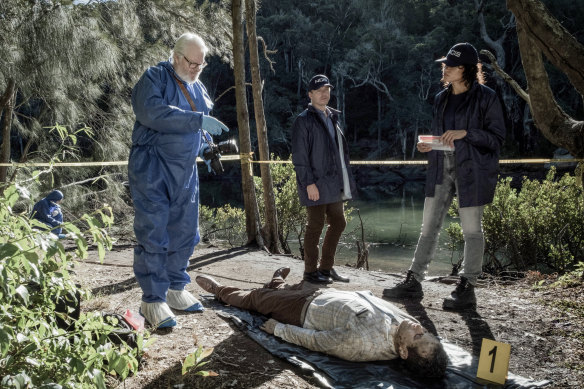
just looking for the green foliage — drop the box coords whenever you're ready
[254,157,307,253]
[182,346,217,377]
[13,124,130,246]
[1,0,233,224]
[0,184,146,388]
[201,157,354,256]
[446,168,584,275]
[445,222,463,263]
[528,264,584,325]
[551,261,584,289]
[253,156,354,256]
[200,204,247,246]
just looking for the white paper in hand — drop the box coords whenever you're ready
[418,135,455,151]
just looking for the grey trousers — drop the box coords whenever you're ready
[409,152,485,285]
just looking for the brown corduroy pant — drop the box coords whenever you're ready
[303,201,346,273]
[215,279,318,327]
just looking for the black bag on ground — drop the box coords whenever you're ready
[102,312,138,349]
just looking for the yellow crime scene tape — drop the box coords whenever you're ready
[0,156,581,167]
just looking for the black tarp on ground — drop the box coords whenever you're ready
[201,296,551,389]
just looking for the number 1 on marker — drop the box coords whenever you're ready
[477,339,511,385]
[489,345,497,373]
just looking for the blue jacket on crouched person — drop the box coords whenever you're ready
[31,190,64,235]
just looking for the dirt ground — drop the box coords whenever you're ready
[71,244,584,388]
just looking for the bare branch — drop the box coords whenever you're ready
[480,49,530,104]
[59,173,120,189]
[257,36,277,74]
[215,83,253,102]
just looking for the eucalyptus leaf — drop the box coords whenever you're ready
[15,285,30,305]
[0,327,13,356]
[90,369,106,389]
[0,243,21,260]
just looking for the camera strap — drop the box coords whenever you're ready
[201,130,214,146]
[171,72,198,112]
[171,71,217,156]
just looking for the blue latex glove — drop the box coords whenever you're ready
[198,143,213,173]
[201,115,229,135]
[199,142,210,158]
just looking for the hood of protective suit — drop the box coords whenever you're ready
[45,190,64,202]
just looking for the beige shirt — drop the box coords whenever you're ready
[273,289,418,362]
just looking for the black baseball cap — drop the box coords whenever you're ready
[435,43,478,67]
[308,74,334,92]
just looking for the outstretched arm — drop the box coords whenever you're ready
[264,319,351,356]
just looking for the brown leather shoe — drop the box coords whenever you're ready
[272,267,290,280]
[195,275,223,295]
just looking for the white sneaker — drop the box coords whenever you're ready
[167,289,204,312]
[139,302,176,329]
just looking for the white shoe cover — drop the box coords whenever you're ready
[140,301,176,328]
[167,289,204,312]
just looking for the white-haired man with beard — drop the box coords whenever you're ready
[129,33,229,328]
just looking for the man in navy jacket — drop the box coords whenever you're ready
[291,74,356,284]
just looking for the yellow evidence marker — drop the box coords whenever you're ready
[477,338,511,385]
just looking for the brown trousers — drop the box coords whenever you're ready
[215,279,318,327]
[304,201,346,273]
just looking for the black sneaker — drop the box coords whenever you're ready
[382,271,423,299]
[443,277,476,310]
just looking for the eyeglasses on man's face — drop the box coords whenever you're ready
[180,53,207,70]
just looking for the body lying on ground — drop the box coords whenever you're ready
[196,267,448,377]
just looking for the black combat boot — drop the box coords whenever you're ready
[442,277,476,310]
[382,271,423,299]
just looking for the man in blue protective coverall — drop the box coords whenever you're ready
[129,32,229,329]
[31,190,65,237]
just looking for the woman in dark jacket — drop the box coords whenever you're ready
[383,43,506,310]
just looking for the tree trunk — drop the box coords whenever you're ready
[522,104,535,152]
[506,0,584,185]
[245,0,280,254]
[475,0,509,69]
[506,0,584,159]
[0,79,16,184]
[336,73,347,131]
[284,51,290,73]
[231,0,264,247]
[411,116,419,159]
[297,59,303,98]
[377,90,381,157]
[507,0,584,98]
[475,0,519,143]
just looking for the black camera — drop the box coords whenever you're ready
[202,139,239,175]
